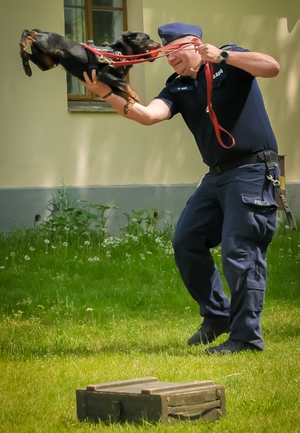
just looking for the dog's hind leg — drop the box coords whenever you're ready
[20,29,57,76]
[20,29,37,76]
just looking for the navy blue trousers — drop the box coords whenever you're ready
[173,162,279,350]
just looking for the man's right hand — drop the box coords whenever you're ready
[80,69,171,125]
[80,70,112,99]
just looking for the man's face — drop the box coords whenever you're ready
[166,36,202,77]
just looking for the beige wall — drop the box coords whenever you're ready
[1,0,300,189]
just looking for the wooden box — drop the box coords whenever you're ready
[76,377,226,424]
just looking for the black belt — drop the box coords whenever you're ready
[209,151,279,175]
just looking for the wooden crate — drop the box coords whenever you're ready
[76,377,226,424]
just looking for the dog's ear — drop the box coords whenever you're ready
[120,31,138,40]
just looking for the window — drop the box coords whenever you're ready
[64,0,127,107]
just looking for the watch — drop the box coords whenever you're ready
[219,50,229,64]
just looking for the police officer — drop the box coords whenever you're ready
[82,22,280,354]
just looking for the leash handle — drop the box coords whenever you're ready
[205,62,235,149]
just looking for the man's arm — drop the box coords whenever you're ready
[81,70,171,125]
[197,43,280,78]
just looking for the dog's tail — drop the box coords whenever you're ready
[20,29,33,77]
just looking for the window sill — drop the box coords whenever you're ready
[67,101,117,113]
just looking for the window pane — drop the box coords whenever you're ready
[64,7,86,41]
[93,10,123,45]
[64,7,87,96]
[64,0,84,6]
[92,0,123,8]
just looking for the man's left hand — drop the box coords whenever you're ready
[196,43,222,63]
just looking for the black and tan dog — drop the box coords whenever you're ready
[20,29,161,113]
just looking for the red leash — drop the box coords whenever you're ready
[205,61,235,148]
[83,40,235,148]
[82,41,194,66]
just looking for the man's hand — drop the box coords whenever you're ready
[196,43,222,63]
[80,70,112,98]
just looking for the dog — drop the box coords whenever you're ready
[20,29,161,113]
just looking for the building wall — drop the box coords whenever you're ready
[0,0,299,230]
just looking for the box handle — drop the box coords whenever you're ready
[111,400,121,422]
[168,400,221,419]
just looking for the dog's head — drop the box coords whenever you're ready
[117,31,161,58]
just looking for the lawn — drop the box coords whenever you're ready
[0,200,299,433]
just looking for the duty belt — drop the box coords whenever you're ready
[209,151,297,230]
[209,151,279,175]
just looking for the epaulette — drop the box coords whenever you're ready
[219,43,237,50]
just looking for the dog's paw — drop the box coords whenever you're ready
[23,60,32,77]
[123,98,137,115]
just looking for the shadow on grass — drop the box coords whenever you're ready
[3,323,300,361]
[1,338,210,360]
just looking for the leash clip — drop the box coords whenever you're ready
[97,55,114,65]
[267,174,280,186]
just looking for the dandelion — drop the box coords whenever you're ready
[24,255,30,261]
[155,237,161,243]
[0,266,5,270]
[10,252,16,257]
[44,239,50,244]
[84,240,91,246]
[29,246,35,251]
[132,218,137,223]
[63,242,68,247]
[86,308,93,312]
[51,245,57,249]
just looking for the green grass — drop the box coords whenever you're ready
[0,215,300,433]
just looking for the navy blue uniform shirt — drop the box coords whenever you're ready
[155,45,278,167]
